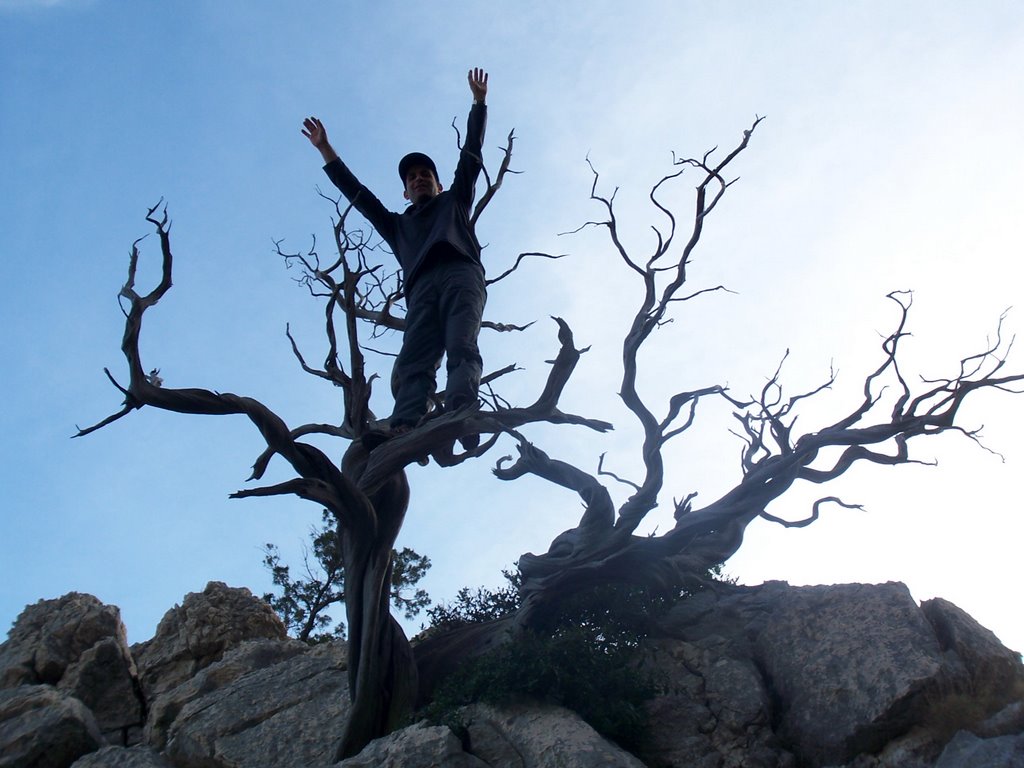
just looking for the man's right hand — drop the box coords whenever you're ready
[302,117,338,162]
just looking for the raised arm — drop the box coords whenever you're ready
[302,116,339,164]
[302,115,396,244]
[451,69,489,206]
[468,67,488,105]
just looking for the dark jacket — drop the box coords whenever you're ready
[323,103,487,289]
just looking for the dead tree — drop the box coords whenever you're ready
[485,117,1024,631]
[76,127,601,758]
[79,118,1022,758]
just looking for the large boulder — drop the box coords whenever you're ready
[752,582,944,765]
[69,746,175,768]
[335,722,488,768]
[337,703,647,768]
[131,581,286,703]
[144,638,309,749]
[638,636,794,768]
[0,593,125,688]
[0,593,143,746]
[921,597,1024,705]
[462,702,649,767]
[655,581,1024,766]
[152,640,348,767]
[58,636,143,743]
[934,729,1024,767]
[0,685,104,768]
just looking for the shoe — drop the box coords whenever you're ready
[458,433,480,451]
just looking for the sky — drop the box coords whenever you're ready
[1,1,1022,653]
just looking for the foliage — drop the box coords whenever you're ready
[423,568,522,630]
[263,509,431,643]
[423,579,686,752]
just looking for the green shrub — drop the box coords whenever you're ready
[423,580,680,752]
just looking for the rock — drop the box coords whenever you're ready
[638,637,794,768]
[338,703,647,768]
[974,700,1024,739]
[4,580,1021,767]
[335,722,488,767]
[58,636,143,742]
[656,581,1024,767]
[0,685,104,768]
[831,726,947,768]
[463,702,649,767]
[156,640,348,767]
[753,582,946,765]
[0,593,125,688]
[934,729,1024,767]
[69,746,175,767]
[922,598,1024,705]
[131,581,286,702]
[144,637,308,748]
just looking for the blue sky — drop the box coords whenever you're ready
[2,0,1022,651]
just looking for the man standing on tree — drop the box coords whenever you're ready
[302,68,489,448]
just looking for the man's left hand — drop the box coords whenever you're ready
[468,68,488,104]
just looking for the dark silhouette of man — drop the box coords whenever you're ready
[303,69,489,447]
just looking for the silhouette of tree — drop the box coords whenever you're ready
[78,117,1022,757]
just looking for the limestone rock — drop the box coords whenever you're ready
[69,746,175,767]
[338,703,647,768]
[131,581,286,702]
[753,582,945,765]
[657,580,1024,767]
[463,702,648,767]
[974,700,1024,739]
[831,726,947,768]
[0,685,104,768]
[58,636,143,741]
[0,593,125,688]
[144,637,308,748]
[335,722,488,768]
[638,637,794,768]
[922,597,1024,705]
[934,729,1024,767]
[156,640,348,767]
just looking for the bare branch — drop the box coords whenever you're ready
[759,496,865,529]
[486,252,566,286]
[597,453,641,493]
[472,128,522,225]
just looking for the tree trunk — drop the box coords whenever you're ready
[335,441,418,760]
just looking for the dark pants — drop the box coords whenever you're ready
[391,259,486,427]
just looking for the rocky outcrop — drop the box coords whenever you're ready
[462,702,648,767]
[639,636,793,767]
[934,729,1024,767]
[642,581,1024,768]
[0,593,126,689]
[334,702,649,768]
[131,581,287,702]
[0,685,104,767]
[0,580,1020,767]
[334,721,488,767]
[0,592,143,747]
[151,640,349,767]
[58,636,143,739]
[69,745,175,767]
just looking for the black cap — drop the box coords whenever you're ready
[398,152,439,183]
